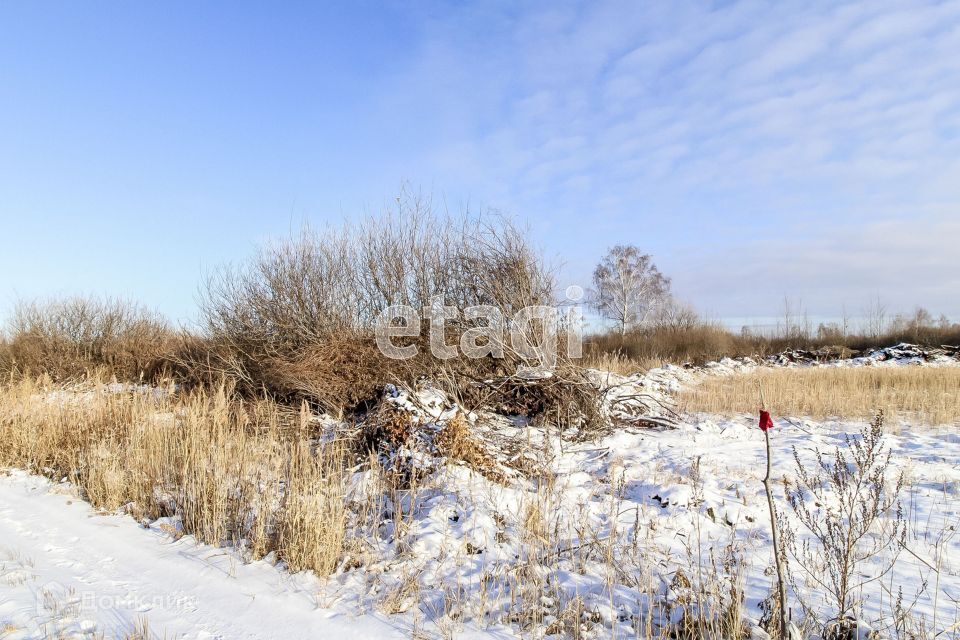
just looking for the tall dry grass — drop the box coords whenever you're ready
[581,351,663,376]
[0,377,351,576]
[680,366,960,424]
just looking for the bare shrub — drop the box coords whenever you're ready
[200,226,358,354]
[651,299,700,332]
[192,193,583,424]
[2,296,174,381]
[260,334,408,415]
[0,338,12,377]
[458,364,605,434]
[452,214,555,312]
[785,412,905,633]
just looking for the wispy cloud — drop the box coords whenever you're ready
[386,0,960,316]
[4,1,953,320]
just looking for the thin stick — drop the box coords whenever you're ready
[759,379,790,639]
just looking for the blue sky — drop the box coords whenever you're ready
[2,1,958,327]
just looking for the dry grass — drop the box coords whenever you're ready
[680,366,960,425]
[581,351,663,376]
[0,376,351,577]
[585,323,743,366]
[433,413,500,479]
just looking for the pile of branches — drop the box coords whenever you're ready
[457,365,606,435]
[770,342,960,366]
[769,345,859,365]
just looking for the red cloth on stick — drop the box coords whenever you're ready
[758,410,774,431]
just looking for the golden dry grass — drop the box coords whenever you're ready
[679,365,960,425]
[582,352,663,376]
[0,376,351,576]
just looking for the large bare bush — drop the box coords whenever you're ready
[2,296,173,381]
[191,195,586,421]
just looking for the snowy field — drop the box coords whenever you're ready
[1,347,958,639]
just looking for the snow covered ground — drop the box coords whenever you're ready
[0,470,439,639]
[1,348,958,639]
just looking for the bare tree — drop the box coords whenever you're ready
[651,298,700,332]
[907,306,934,343]
[778,297,811,341]
[590,245,670,336]
[863,295,887,340]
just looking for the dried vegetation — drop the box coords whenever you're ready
[679,366,960,425]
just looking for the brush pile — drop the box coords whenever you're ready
[769,342,960,366]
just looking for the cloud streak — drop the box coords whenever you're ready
[386,0,960,317]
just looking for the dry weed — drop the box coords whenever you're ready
[0,377,351,576]
[433,413,501,480]
[680,366,960,424]
[581,351,663,376]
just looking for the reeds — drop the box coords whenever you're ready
[0,376,350,576]
[680,365,960,425]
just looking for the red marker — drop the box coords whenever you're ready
[759,409,774,431]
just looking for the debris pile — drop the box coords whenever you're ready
[769,342,960,366]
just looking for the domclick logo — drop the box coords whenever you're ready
[80,592,199,613]
[374,292,583,373]
[35,580,198,618]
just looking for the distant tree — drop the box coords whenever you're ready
[652,299,700,332]
[908,307,934,343]
[888,313,908,335]
[817,322,844,343]
[863,296,887,339]
[590,245,671,336]
[779,296,811,341]
[909,306,932,330]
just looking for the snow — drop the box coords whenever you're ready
[2,348,959,638]
[0,470,433,639]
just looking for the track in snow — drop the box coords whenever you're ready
[0,470,410,640]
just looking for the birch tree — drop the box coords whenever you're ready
[590,245,670,336]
